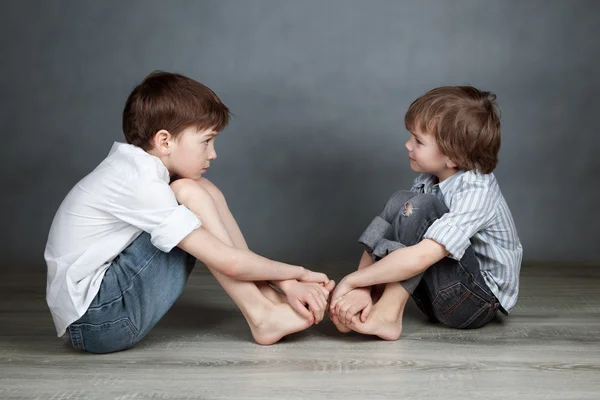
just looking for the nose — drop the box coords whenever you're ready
[405,139,412,151]
[208,150,217,161]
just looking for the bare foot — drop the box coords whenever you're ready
[257,282,287,304]
[347,301,403,341]
[249,303,314,345]
[328,310,351,333]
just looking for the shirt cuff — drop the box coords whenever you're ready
[150,205,201,252]
[423,218,471,261]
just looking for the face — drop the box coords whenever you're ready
[166,126,218,180]
[405,127,456,180]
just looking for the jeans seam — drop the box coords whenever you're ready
[457,261,497,305]
[71,317,139,353]
[87,246,163,312]
[433,282,487,312]
[458,303,489,329]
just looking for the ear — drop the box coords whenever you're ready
[445,157,458,169]
[151,129,173,155]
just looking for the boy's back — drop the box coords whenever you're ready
[45,142,200,336]
[46,72,333,353]
[410,170,522,312]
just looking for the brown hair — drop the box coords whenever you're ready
[123,71,230,150]
[405,86,501,174]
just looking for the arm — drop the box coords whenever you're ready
[357,250,374,270]
[333,239,448,300]
[177,227,312,281]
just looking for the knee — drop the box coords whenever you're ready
[169,178,213,205]
[401,193,447,218]
[381,190,416,221]
[196,177,227,205]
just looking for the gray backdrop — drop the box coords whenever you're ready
[1,0,599,270]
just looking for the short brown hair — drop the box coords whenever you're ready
[405,86,501,174]
[123,71,230,150]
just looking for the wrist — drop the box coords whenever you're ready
[296,266,306,279]
[277,279,297,291]
[343,274,358,290]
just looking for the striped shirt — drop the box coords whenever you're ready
[411,171,522,313]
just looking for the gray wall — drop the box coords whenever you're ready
[1,0,599,269]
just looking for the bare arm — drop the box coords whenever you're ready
[177,227,307,281]
[331,239,449,304]
[357,250,374,270]
[346,239,448,288]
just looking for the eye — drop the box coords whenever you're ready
[203,139,211,145]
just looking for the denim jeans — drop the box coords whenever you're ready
[68,232,195,353]
[359,190,500,329]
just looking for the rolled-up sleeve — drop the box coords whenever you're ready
[149,205,201,252]
[106,175,201,252]
[423,182,496,261]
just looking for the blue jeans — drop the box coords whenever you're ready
[359,190,501,329]
[68,232,195,353]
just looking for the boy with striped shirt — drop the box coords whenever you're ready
[329,86,522,339]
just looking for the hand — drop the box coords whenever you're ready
[333,287,373,325]
[329,277,356,311]
[280,280,335,324]
[298,268,330,285]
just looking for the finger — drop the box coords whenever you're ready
[324,280,336,293]
[361,302,373,323]
[316,292,328,323]
[291,299,313,322]
[329,310,348,333]
[330,291,342,310]
[320,286,331,303]
[302,271,329,284]
[306,295,322,323]
[340,303,353,325]
[317,285,329,302]
[310,292,325,323]
[344,304,362,326]
[350,315,361,328]
[314,288,327,309]
[334,299,345,318]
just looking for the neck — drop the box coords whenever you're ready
[146,148,174,177]
[436,168,458,182]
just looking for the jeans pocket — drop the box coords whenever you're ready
[432,282,489,329]
[69,317,138,354]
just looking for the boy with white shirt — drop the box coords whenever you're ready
[45,71,334,353]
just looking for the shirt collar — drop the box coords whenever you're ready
[413,170,465,198]
[109,142,171,183]
[436,170,465,197]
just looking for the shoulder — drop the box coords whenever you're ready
[77,143,173,205]
[444,171,501,213]
[104,142,170,183]
[455,171,500,194]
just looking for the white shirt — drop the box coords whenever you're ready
[44,142,201,336]
[412,171,523,313]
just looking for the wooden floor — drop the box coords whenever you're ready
[1,263,599,399]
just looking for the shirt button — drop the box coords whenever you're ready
[447,220,455,226]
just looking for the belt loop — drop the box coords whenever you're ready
[68,326,84,350]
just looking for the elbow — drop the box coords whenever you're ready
[221,253,242,278]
